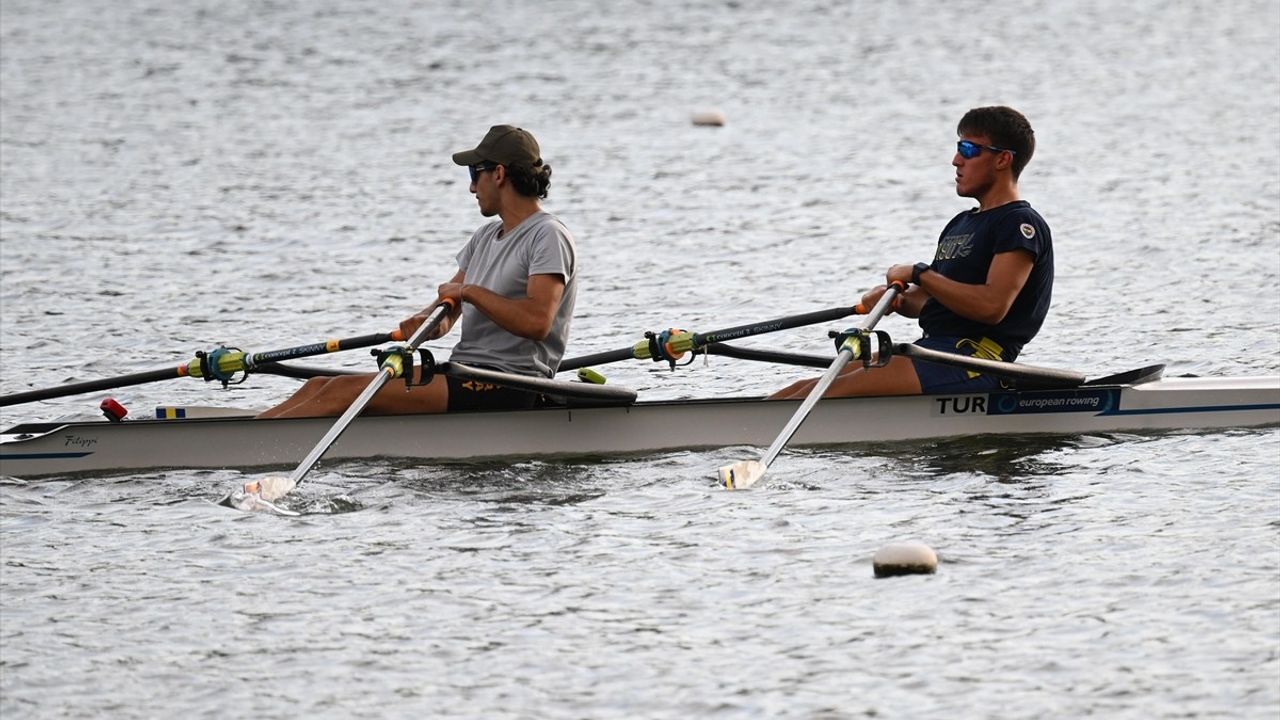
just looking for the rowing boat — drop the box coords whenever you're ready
[3,367,1277,479]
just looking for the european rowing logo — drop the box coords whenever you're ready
[1020,223,1035,239]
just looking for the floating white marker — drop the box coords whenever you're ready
[691,108,726,126]
[872,541,938,578]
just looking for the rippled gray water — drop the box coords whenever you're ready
[2,1,1279,718]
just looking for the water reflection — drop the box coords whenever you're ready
[350,457,613,507]
[880,433,1086,480]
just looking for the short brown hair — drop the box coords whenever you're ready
[958,106,1035,180]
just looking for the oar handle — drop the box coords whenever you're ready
[401,300,455,348]
[856,281,904,330]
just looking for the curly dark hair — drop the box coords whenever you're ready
[506,162,553,199]
[958,106,1035,180]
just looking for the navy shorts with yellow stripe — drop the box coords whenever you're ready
[909,335,1011,394]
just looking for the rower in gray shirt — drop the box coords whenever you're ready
[449,209,576,379]
[259,124,577,418]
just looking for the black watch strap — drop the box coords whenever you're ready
[912,262,931,285]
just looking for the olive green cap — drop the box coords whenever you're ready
[451,125,542,169]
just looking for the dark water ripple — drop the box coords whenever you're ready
[2,0,1279,718]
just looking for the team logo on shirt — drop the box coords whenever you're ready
[1020,223,1036,239]
[937,232,973,259]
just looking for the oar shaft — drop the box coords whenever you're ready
[557,347,637,371]
[757,289,900,469]
[690,305,863,346]
[245,332,399,370]
[0,330,402,408]
[287,365,399,484]
[438,362,637,404]
[558,303,864,372]
[283,302,452,485]
[893,343,1086,387]
[698,343,832,369]
[0,367,188,407]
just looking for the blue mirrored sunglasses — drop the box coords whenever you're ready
[957,140,1015,159]
[468,162,498,183]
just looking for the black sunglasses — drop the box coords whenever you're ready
[957,140,1015,159]
[468,162,499,183]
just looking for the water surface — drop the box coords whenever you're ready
[2,1,1278,718]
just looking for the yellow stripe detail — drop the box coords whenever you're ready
[955,337,1005,379]
[326,339,340,352]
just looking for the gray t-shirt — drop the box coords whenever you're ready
[449,210,577,377]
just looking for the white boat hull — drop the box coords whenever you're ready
[2,376,1278,478]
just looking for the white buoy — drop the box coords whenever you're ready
[691,108,726,127]
[872,541,938,578]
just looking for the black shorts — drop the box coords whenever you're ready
[445,373,541,412]
[909,335,1012,394]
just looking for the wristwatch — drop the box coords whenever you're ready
[912,262,931,286]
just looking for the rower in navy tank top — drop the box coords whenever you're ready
[772,106,1054,399]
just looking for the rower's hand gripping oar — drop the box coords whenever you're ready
[558,303,868,373]
[0,330,406,407]
[718,282,906,490]
[221,300,455,515]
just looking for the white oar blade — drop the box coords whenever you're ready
[218,475,301,515]
[718,460,766,490]
[225,489,301,516]
[248,475,296,501]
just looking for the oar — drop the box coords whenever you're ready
[437,362,636,404]
[698,343,833,369]
[252,360,639,404]
[0,330,405,407]
[558,303,866,372]
[892,343,1085,389]
[718,283,905,490]
[701,341,1087,389]
[220,301,454,514]
[252,362,366,380]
